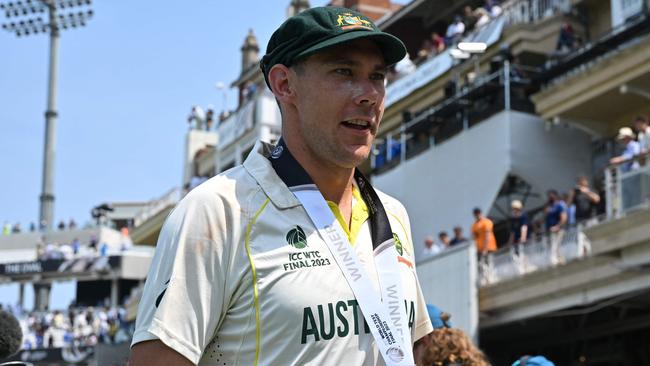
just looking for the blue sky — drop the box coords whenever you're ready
[0,0,409,308]
[0,0,351,228]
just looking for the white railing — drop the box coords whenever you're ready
[501,0,571,26]
[479,225,593,286]
[132,187,181,227]
[605,151,650,219]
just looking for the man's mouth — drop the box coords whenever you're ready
[341,119,371,130]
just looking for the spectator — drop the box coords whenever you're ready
[556,15,576,52]
[472,207,497,283]
[463,5,478,32]
[29,222,36,232]
[633,115,650,154]
[414,305,491,366]
[120,227,133,251]
[472,207,497,257]
[484,0,502,18]
[417,39,433,59]
[545,190,567,265]
[567,175,600,225]
[438,231,450,247]
[508,200,529,247]
[609,127,641,172]
[206,106,215,130]
[100,243,109,257]
[430,31,446,54]
[393,53,416,78]
[445,15,465,46]
[68,218,77,230]
[563,192,576,227]
[39,220,47,232]
[72,238,81,255]
[89,235,98,252]
[2,221,9,235]
[423,235,445,256]
[450,226,468,246]
[474,6,491,28]
[57,220,66,231]
[11,222,21,234]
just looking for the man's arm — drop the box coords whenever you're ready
[520,224,528,243]
[130,340,194,366]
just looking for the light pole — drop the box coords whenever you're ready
[1,0,93,231]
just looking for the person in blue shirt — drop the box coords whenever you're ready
[609,127,641,172]
[545,190,567,265]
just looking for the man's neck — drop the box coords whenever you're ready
[283,137,356,205]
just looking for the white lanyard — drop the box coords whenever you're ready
[292,185,414,366]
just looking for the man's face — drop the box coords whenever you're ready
[577,177,588,187]
[288,39,387,169]
[425,239,433,248]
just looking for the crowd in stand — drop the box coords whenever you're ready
[2,218,80,236]
[0,303,131,350]
[389,0,503,82]
[33,230,133,261]
[422,175,602,265]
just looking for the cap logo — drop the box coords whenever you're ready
[336,12,373,31]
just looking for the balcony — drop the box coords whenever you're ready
[373,63,536,174]
[531,12,650,135]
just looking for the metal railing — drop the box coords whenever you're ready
[479,224,594,286]
[372,62,536,173]
[501,0,571,26]
[132,187,181,228]
[605,151,650,219]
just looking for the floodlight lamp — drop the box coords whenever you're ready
[449,48,470,59]
[457,42,487,53]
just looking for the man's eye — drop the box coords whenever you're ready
[335,68,352,76]
[371,72,386,81]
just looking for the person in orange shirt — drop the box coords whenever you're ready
[472,207,497,284]
[472,207,497,255]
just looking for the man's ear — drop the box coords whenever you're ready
[268,64,295,104]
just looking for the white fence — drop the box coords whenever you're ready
[480,226,593,286]
[605,152,650,219]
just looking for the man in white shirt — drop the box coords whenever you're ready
[634,115,650,154]
[130,6,432,366]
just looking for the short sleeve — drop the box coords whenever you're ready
[412,275,434,342]
[131,186,239,364]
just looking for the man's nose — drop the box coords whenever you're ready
[354,80,383,106]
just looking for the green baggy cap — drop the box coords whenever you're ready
[260,6,406,89]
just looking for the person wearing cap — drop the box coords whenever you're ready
[508,200,528,247]
[609,126,643,211]
[130,6,432,366]
[609,126,641,172]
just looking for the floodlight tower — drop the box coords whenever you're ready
[1,0,93,231]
